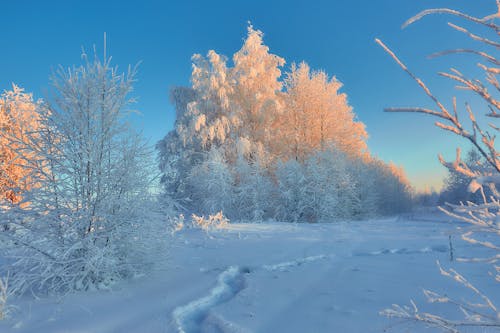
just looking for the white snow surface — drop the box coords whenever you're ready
[0,210,497,332]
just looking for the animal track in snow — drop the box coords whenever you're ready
[262,254,330,272]
[353,245,448,257]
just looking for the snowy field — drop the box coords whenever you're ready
[0,210,497,333]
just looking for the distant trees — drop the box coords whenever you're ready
[188,148,234,216]
[157,24,413,222]
[0,86,43,204]
[438,148,491,204]
[0,52,162,294]
[277,148,355,222]
[415,187,440,207]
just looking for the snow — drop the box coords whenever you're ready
[0,210,497,332]
[173,266,249,333]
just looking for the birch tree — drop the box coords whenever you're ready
[281,62,367,161]
[231,24,285,151]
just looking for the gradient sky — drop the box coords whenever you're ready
[0,0,495,191]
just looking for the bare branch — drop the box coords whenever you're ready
[447,22,500,49]
[375,39,450,117]
[429,49,500,66]
[403,8,500,32]
[384,107,447,119]
[439,71,500,112]
[382,2,500,332]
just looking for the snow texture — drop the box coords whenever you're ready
[1,210,497,332]
[173,266,249,333]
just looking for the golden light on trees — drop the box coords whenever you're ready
[280,62,368,161]
[157,24,414,221]
[0,85,42,204]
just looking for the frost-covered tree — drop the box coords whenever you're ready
[231,25,285,151]
[187,51,234,151]
[306,148,356,221]
[439,148,490,204]
[158,25,283,213]
[158,23,412,222]
[0,51,162,295]
[158,50,237,205]
[378,2,500,330]
[280,62,367,161]
[0,85,43,204]
[349,157,380,218]
[375,160,413,215]
[232,138,274,221]
[157,87,198,203]
[275,158,311,222]
[274,150,412,222]
[188,148,234,216]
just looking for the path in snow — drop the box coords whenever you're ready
[172,266,250,333]
[261,254,331,272]
[171,254,332,333]
[352,244,449,257]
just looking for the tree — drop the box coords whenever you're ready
[306,148,356,221]
[157,25,284,214]
[231,24,285,151]
[0,51,161,294]
[188,148,234,216]
[0,85,43,204]
[232,138,274,221]
[158,50,237,206]
[439,148,492,204]
[349,157,380,217]
[379,161,413,214]
[377,2,500,330]
[188,50,234,151]
[158,24,413,222]
[275,158,311,222]
[280,62,368,161]
[156,86,197,204]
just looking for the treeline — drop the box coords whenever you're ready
[157,25,413,221]
[417,148,495,206]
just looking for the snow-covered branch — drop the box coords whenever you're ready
[379,1,500,331]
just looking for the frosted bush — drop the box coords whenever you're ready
[191,211,229,232]
[169,214,185,235]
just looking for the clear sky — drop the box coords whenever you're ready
[0,0,495,191]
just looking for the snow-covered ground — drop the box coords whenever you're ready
[0,211,497,332]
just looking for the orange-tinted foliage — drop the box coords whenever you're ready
[0,85,42,204]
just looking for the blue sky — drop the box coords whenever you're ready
[0,0,496,191]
